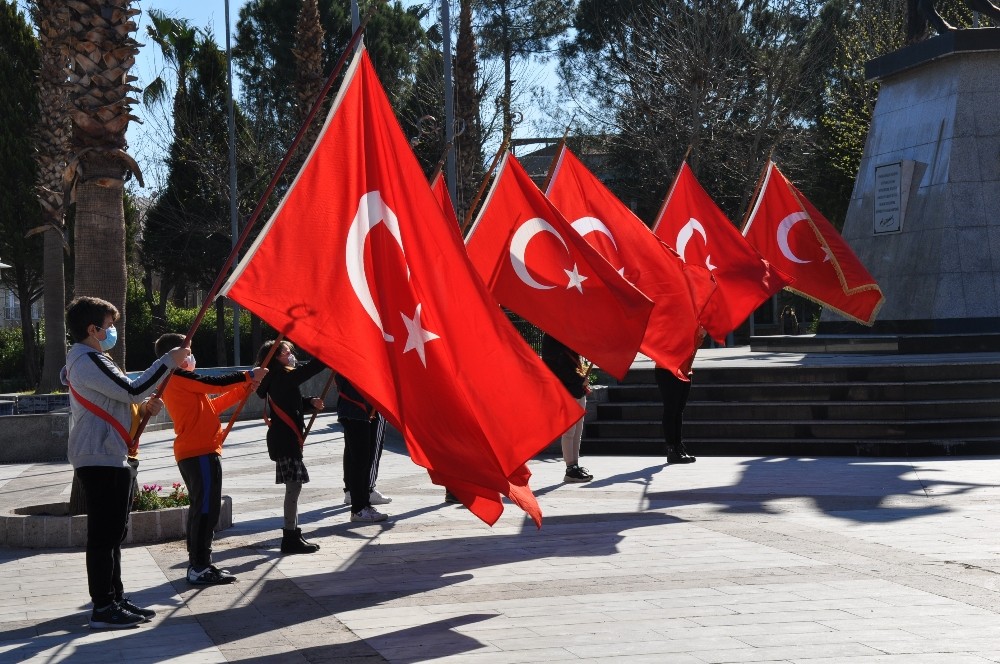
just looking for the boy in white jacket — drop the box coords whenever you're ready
[62,296,189,629]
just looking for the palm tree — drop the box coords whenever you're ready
[30,0,71,393]
[63,0,144,368]
[143,9,199,125]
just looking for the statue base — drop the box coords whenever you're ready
[819,30,1000,336]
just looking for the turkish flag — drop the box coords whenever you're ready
[743,162,883,325]
[220,47,584,526]
[653,162,792,340]
[544,146,713,378]
[430,172,460,229]
[465,153,654,379]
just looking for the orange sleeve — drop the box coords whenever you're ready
[208,379,253,414]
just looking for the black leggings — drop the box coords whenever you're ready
[77,465,133,609]
[654,368,692,451]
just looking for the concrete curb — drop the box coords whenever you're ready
[0,496,232,549]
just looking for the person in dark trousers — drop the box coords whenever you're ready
[654,327,706,465]
[255,340,326,553]
[62,296,189,629]
[335,375,390,522]
[154,333,266,585]
[541,333,593,483]
[780,306,799,335]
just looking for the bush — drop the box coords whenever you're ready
[125,279,257,371]
[0,327,31,392]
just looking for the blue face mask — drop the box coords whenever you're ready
[99,325,118,352]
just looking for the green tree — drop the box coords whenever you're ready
[0,0,42,387]
[454,0,485,221]
[140,31,250,366]
[561,0,831,222]
[29,0,72,393]
[475,0,574,141]
[235,0,426,141]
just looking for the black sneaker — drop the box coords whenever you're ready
[187,565,237,585]
[117,597,155,622]
[564,464,594,483]
[89,601,144,630]
[444,490,461,504]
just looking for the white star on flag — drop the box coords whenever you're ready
[400,303,440,367]
[564,264,588,293]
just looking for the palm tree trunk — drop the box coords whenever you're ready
[37,227,66,392]
[73,155,127,367]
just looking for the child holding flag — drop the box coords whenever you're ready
[154,333,266,585]
[255,340,326,553]
[62,296,189,629]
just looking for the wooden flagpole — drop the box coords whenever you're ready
[460,136,510,235]
[650,144,694,234]
[739,147,775,232]
[217,334,284,444]
[130,4,385,446]
[303,371,338,440]
[428,139,455,187]
[540,120,574,194]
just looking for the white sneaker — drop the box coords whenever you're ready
[344,490,392,505]
[350,506,388,523]
[369,488,392,505]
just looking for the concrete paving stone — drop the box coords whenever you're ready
[691,609,859,627]
[413,646,580,663]
[561,635,751,658]
[694,642,884,663]
[738,628,929,648]
[787,655,997,664]
[3,362,1000,663]
[526,617,701,639]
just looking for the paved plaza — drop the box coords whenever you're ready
[2,352,1000,662]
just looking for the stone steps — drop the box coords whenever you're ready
[582,357,1000,456]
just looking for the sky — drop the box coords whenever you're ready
[128,1,251,192]
[18,0,562,194]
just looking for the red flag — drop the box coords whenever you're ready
[465,153,654,379]
[430,172,460,229]
[743,162,883,325]
[544,146,713,378]
[220,48,584,527]
[653,162,792,339]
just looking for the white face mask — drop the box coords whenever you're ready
[183,354,197,371]
[285,354,297,368]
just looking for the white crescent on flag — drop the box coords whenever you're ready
[776,212,812,265]
[510,217,588,292]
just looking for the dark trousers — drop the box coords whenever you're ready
[654,368,692,451]
[178,454,222,569]
[342,418,379,513]
[77,465,133,609]
[343,414,385,494]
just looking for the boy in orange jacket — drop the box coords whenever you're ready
[154,334,267,585]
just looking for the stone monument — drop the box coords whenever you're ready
[822,29,1000,335]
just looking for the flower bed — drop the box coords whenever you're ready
[0,496,232,549]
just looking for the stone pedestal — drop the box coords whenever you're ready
[821,30,1000,334]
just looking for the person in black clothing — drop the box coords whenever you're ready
[255,340,326,554]
[780,306,799,335]
[541,333,593,483]
[335,375,390,523]
[654,327,706,465]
